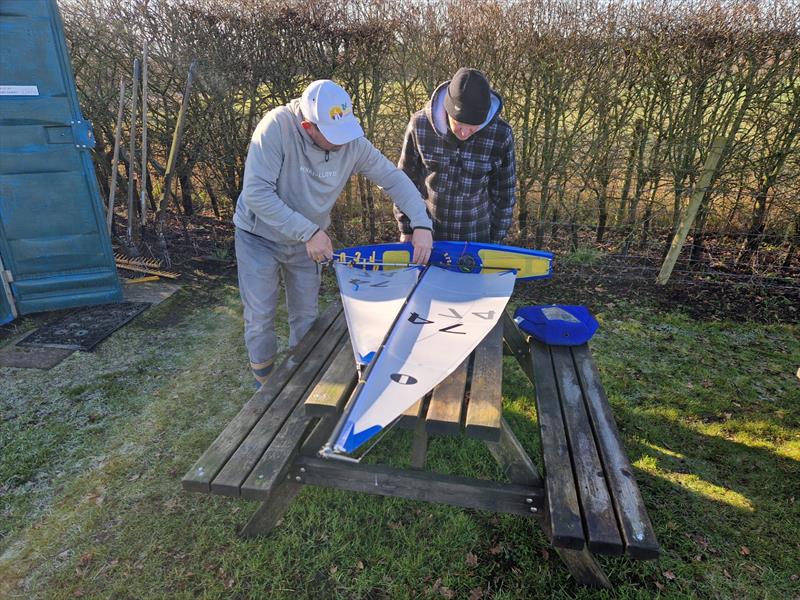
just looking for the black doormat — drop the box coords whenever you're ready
[17,302,151,351]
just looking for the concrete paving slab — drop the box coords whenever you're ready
[122,280,182,306]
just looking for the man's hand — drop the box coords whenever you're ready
[410,228,433,265]
[306,229,333,262]
[399,233,412,243]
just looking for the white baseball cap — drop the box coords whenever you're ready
[300,80,364,145]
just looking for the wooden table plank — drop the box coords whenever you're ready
[210,317,348,496]
[465,322,503,441]
[303,340,358,417]
[241,335,360,499]
[502,310,534,382]
[181,301,342,492]
[551,345,623,555]
[573,344,660,559]
[397,398,424,429]
[530,339,586,550]
[291,456,544,517]
[426,357,469,435]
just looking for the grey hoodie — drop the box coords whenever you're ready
[234,98,433,244]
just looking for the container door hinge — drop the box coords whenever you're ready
[70,119,96,149]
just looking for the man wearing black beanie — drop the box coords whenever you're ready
[395,67,516,244]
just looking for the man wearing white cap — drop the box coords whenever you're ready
[234,80,433,387]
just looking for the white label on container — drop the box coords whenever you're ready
[0,85,40,96]
[542,306,580,323]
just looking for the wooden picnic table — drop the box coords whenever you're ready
[182,300,659,588]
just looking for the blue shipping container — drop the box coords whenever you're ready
[0,0,122,325]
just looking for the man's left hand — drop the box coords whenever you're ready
[410,228,433,265]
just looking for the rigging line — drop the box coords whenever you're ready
[320,262,433,460]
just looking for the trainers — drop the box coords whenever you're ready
[251,359,274,389]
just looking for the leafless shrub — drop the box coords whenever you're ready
[61,0,800,274]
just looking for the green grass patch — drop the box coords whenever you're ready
[559,248,604,267]
[1,278,798,598]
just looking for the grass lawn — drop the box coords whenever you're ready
[1,275,798,599]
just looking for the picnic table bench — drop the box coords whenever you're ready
[183,300,659,588]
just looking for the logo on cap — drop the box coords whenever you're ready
[329,103,351,120]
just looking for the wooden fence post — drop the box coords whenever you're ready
[107,77,126,235]
[126,57,141,252]
[140,38,149,227]
[656,136,728,285]
[156,59,198,246]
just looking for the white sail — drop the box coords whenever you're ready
[332,266,517,455]
[334,263,421,366]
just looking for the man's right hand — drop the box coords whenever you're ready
[306,229,333,262]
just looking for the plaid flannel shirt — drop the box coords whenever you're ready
[395,86,516,243]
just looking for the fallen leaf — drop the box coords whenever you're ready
[329,565,338,575]
[439,586,455,599]
[740,546,751,556]
[78,552,93,567]
[489,543,503,555]
[789,574,798,582]
[654,581,665,591]
[468,588,484,600]
[663,570,676,581]
[541,548,550,561]
[73,589,85,598]
[465,552,478,567]
[694,554,703,562]
[723,569,732,579]
[356,560,364,570]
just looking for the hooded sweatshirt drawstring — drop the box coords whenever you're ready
[325,150,330,162]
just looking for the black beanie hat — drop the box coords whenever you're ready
[444,68,491,126]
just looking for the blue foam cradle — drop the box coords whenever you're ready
[514,304,599,346]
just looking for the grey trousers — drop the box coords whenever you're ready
[234,227,320,379]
